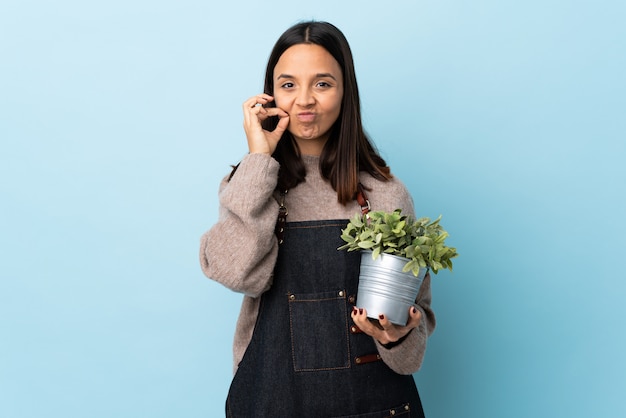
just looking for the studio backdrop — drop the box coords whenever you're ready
[1,1,625,417]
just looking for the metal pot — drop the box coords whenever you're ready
[357,251,427,326]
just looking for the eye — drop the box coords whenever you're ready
[316,81,332,88]
[281,82,294,89]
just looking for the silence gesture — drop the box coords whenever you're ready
[242,93,290,155]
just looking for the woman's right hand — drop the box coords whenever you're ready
[242,94,290,155]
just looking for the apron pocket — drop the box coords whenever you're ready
[288,289,350,372]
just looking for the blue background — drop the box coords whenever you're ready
[2,1,625,417]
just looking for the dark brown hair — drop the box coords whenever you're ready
[262,21,392,204]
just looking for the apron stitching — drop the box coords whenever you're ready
[286,223,347,230]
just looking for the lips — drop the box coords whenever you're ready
[296,112,316,123]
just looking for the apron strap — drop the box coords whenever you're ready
[275,190,288,245]
[356,183,371,215]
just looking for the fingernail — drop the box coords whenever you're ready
[412,307,417,314]
[379,314,385,320]
[359,308,363,315]
[352,307,358,315]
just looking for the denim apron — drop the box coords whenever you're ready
[226,220,425,417]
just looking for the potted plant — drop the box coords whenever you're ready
[338,209,458,325]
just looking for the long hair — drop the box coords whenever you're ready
[262,21,392,204]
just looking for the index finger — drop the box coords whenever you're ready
[263,107,288,118]
[244,93,274,109]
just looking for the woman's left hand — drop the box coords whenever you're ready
[351,306,421,345]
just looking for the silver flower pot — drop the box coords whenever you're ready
[357,251,428,326]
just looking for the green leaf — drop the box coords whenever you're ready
[358,241,375,249]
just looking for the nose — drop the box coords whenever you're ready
[295,88,315,107]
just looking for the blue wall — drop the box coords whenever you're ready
[2,1,625,417]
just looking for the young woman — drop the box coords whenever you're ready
[200,21,435,417]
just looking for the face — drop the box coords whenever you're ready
[273,44,344,155]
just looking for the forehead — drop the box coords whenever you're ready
[274,44,342,77]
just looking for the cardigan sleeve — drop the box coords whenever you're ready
[199,153,280,297]
[375,273,436,374]
[369,179,437,375]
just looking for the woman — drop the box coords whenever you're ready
[200,21,435,417]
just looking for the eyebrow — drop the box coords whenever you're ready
[276,73,337,80]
